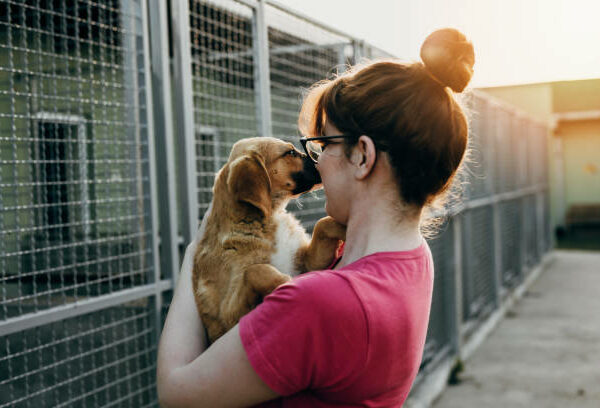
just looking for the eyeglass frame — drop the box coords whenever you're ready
[299,134,357,163]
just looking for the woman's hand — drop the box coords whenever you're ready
[156,203,279,407]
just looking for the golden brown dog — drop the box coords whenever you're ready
[193,137,346,343]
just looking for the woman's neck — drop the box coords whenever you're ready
[335,198,423,269]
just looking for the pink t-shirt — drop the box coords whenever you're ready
[239,241,434,407]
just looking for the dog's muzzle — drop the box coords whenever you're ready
[291,154,322,195]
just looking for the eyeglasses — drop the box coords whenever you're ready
[299,134,355,163]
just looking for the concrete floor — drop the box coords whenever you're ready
[432,250,600,408]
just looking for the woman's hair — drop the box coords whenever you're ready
[298,28,475,214]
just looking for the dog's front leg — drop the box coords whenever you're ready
[244,264,292,297]
[296,216,346,273]
[217,264,290,339]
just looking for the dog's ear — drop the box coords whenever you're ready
[227,152,271,217]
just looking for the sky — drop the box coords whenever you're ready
[275,0,600,88]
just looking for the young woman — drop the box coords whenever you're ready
[157,27,475,407]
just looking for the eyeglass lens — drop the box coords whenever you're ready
[306,140,322,162]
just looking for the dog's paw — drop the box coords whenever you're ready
[313,216,346,242]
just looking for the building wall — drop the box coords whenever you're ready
[556,120,600,207]
[552,80,600,112]
[479,83,553,122]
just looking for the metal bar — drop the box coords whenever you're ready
[148,0,181,283]
[337,43,347,72]
[121,0,145,295]
[461,211,474,324]
[253,0,273,138]
[463,184,548,210]
[0,281,173,337]
[352,39,366,62]
[203,41,350,63]
[451,216,464,353]
[491,201,502,306]
[265,0,360,43]
[171,0,200,245]
[140,0,166,340]
[439,184,549,219]
[519,195,527,278]
[233,0,257,8]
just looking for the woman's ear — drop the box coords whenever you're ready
[352,135,377,180]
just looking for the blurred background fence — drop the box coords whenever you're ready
[0,0,550,406]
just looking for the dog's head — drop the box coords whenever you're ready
[223,137,321,217]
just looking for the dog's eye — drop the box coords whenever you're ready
[285,149,298,157]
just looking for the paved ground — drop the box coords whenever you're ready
[432,250,600,408]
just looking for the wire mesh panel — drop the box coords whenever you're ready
[0,1,159,406]
[0,0,155,318]
[0,299,157,408]
[361,43,395,60]
[543,191,552,252]
[466,96,494,200]
[525,121,538,188]
[494,108,517,193]
[265,4,354,229]
[462,207,495,323]
[530,123,547,186]
[538,125,549,186]
[513,116,529,190]
[523,194,538,269]
[421,219,455,371]
[188,0,258,216]
[499,198,522,289]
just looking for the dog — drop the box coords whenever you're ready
[192,137,346,343]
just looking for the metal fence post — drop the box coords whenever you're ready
[451,216,465,354]
[536,191,544,258]
[489,103,503,306]
[171,0,200,245]
[138,0,165,341]
[337,43,349,73]
[352,39,366,62]
[492,201,503,303]
[461,210,473,326]
[253,0,273,138]
[148,0,181,283]
[519,195,527,278]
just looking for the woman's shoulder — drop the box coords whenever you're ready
[268,269,365,316]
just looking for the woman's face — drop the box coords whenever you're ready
[315,122,355,224]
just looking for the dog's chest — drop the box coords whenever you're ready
[270,211,309,276]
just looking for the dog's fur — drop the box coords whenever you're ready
[193,137,346,343]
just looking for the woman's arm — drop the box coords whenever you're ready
[156,207,280,407]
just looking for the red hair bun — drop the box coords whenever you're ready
[420,28,475,93]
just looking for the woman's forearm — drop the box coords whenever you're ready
[157,240,208,402]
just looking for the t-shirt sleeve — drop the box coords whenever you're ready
[239,271,368,396]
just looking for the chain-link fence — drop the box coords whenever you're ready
[1,0,551,406]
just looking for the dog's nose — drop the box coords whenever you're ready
[291,154,322,194]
